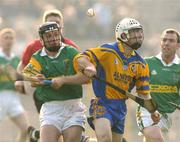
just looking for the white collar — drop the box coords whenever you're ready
[156,52,179,66]
[0,50,15,60]
[40,43,66,59]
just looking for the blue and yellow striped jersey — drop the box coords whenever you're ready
[76,42,150,100]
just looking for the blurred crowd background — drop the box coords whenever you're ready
[0,0,180,141]
[0,0,180,55]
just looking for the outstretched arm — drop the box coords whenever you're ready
[76,56,97,78]
[51,73,90,89]
[51,55,97,89]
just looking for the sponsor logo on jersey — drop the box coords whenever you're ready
[113,71,133,84]
[131,64,136,73]
[150,85,177,93]
[162,68,170,71]
[151,70,157,75]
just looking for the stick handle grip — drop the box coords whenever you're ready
[43,80,52,86]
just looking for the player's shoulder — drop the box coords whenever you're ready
[144,56,161,67]
[61,44,80,57]
[100,42,117,50]
[32,48,42,57]
[64,44,78,51]
[144,56,156,62]
[85,42,121,58]
[85,45,115,55]
[134,52,147,65]
[90,42,117,53]
[63,37,73,45]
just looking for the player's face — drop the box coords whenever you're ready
[42,29,61,52]
[161,32,178,57]
[127,28,144,50]
[0,32,15,50]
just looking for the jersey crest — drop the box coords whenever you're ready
[151,69,157,75]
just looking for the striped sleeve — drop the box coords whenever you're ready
[73,48,101,72]
[136,62,150,95]
[22,57,42,78]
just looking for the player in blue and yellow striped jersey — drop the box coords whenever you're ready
[75,18,160,142]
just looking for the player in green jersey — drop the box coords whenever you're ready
[16,9,97,142]
[0,28,38,142]
[22,22,91,142]
[136,28,180,142]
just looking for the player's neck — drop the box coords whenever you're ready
[123,44,133,57]
[2,48,11,57]
[162,54,175,64]
[45,49,59,57]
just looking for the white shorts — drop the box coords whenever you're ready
[0,90,24,121]
[168,109,180,141]
[40,99,86,133]
[136,106,172,132]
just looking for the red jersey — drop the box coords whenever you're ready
[21,38,80,66]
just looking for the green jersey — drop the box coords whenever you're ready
[24,45,82,103]
[146,55,180,113]
[0,53,19,90]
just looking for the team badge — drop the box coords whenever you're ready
[114,58,118,64]
[151,70,157,75]
[131,64,136,73]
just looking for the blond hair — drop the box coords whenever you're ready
[0,28,15,37]
[43,9,63,25]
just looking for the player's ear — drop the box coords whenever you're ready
[121,33,127,40]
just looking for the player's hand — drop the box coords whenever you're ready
[30,74,46,87]
[83,66,97,78]
[77,56,96,78]
[51,76,65,90]
[151,111,160,124]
